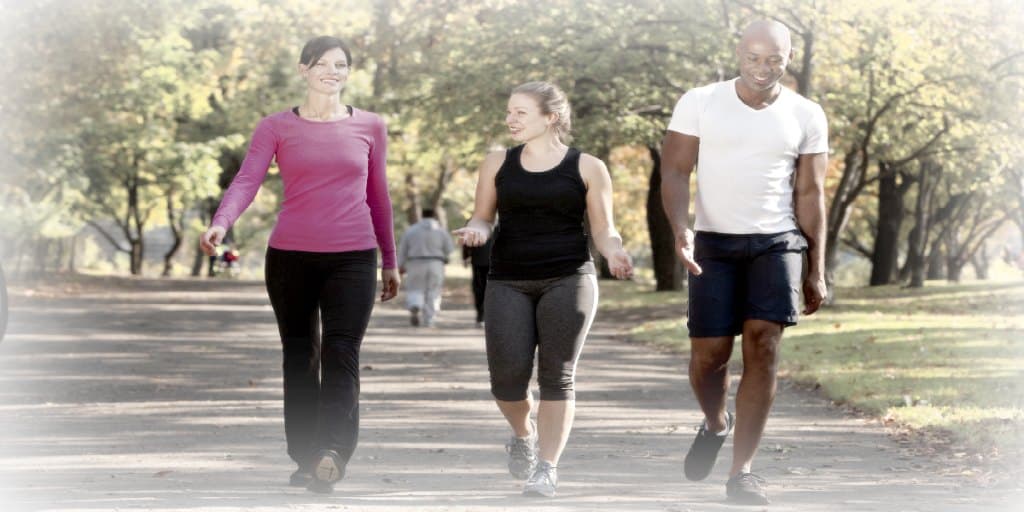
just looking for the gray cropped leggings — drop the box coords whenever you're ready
[484,273,598,401]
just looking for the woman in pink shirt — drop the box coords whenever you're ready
[200,36,400,494]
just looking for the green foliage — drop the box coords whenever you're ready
[602,275,1024,459]
[1,0,1021,278]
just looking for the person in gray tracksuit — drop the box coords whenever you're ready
[398,208,455,327]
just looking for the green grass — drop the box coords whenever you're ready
[599,277,1024,458]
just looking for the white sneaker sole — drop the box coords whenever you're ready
[523,486,556,497]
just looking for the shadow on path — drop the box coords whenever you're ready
[0,277,1017,511]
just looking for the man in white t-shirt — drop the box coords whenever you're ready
[660,20,828,505]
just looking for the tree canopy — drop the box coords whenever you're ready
[1,0,1021,288]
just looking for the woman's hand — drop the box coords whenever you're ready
[199,226,226,256]
[606,248,634,280]
[452,226,489,247]
[380,268,401,302]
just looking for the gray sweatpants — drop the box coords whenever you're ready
[404,259,446,325]
[484,273,598,401]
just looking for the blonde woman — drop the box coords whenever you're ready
[454,81,633,497]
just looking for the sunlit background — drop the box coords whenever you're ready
[0,0,1022,510]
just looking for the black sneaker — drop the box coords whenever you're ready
[683,411,733,481]
[410,306,420,326]
[726,472,769,505]
[289,468,312,487]
[307,449,345,494]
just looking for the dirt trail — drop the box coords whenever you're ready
[0,276,1018,511]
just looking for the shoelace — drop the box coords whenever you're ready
[736,473,767,488]
[505,437,534,458]
[527,465,556,486]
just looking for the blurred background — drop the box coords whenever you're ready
[0,0,1023,500]
[0,0,1021,290]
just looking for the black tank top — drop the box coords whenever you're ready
[489,145,594,280]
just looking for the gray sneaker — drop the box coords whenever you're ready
[726,472,769,505]
[505,422,537,479]
[522,461,558,497]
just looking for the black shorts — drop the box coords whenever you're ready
[687,230,807,337]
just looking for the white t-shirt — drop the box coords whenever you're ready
[667,78,828,234]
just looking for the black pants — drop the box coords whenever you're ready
[264,247,377,470]
[471,264,489,322]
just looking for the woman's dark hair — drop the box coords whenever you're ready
[299,36,352,68]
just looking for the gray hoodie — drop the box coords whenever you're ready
[397,218,455,267]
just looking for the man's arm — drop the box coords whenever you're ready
[794,152,828,313]
[660,131,702,275]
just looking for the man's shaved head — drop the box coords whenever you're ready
[739,20,792,55]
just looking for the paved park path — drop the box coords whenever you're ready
[0,276,1019,511]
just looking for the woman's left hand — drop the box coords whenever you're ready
[607,249,634,280]
[380,268,401,302]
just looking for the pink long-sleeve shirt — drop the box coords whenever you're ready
[212,108,397,268]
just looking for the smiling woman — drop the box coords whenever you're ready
[453,81,634,498]
[197,35,400,496]
[296,36,352,120]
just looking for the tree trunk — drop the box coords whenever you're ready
[405,173,421,225]
[971,244,990,280]
[33,238,48,276]
[946,257,964,283]
[53,237,66,272]
[69,234,78,273]
[191,239,206,277]
[123,171,147,276]
[905,162,938,287]
[825,147,865,299]
[940,192,1007,284]
[191,198,214,277]
[926,238,945,280]
[427,158,456,228]
[794,30,814,97]
[646,146,684,291]
[162,194,183,277]
[869,162,904,285]
[944,229,964,283]
[130,240,144,275]
[899,222,918,283]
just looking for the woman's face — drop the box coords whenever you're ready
[301,47,350,95]
[506,93,553,142]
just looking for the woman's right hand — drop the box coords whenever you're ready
[200,226,226,256]
[452,226,488,247]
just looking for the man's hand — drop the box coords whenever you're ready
[802,274,826,315]
[675,229,702,275]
